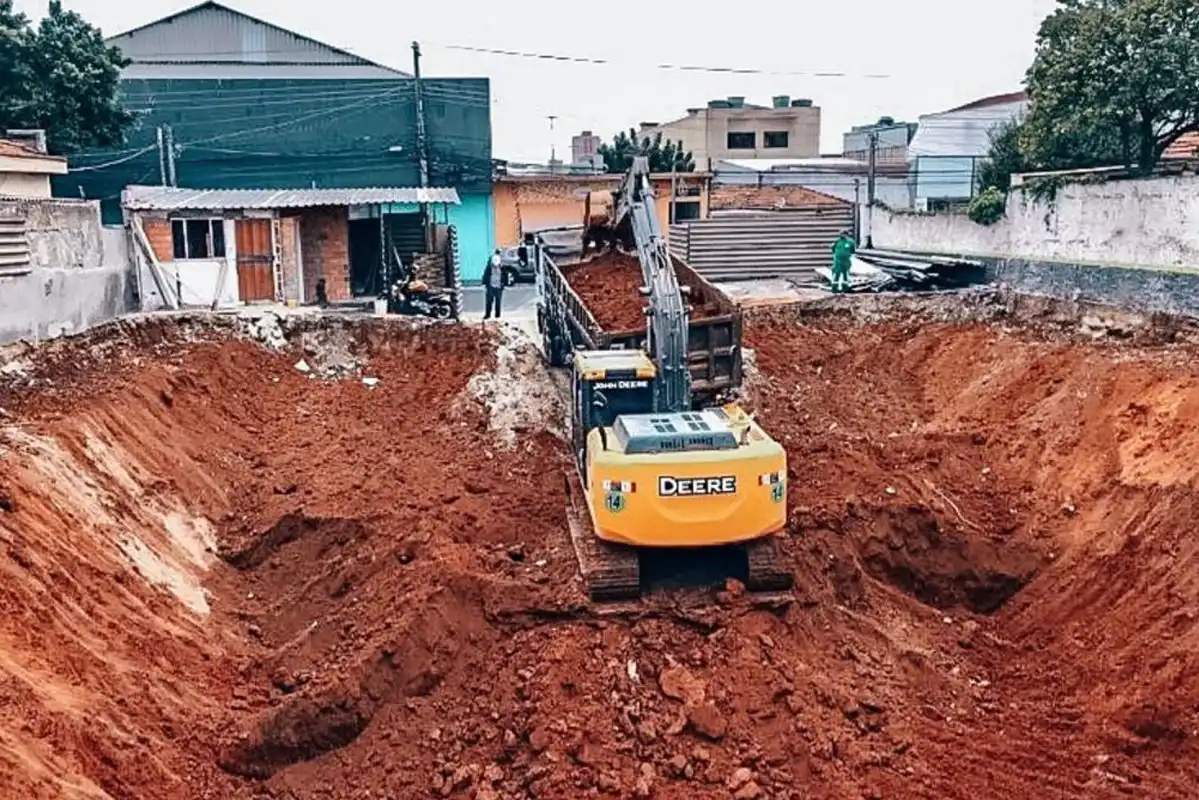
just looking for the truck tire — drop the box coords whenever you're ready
[545,327,568,367]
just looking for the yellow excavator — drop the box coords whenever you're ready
[537,157,792,601]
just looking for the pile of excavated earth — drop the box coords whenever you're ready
[564,253,719,331]
[2,295,1199,799]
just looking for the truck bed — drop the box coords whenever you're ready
[562,252,721,331]
[539,249,742,401]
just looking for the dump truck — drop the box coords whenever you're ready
[534,241,742,406]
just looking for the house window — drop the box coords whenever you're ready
[670,201,701,223]
[763,131,789,148]
[726,132,755,149]
[171,218,226,259]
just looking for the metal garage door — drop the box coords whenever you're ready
[670,207,856,282]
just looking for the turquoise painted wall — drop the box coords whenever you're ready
[386,191,494,283]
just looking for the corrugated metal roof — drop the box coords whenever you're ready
[909,99,1027,159]
[122,185,459,210]
[108,1,407,77]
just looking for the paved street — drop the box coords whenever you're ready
[459,284,538,322]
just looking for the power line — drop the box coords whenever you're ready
[92,43,892,79]
[68,145,158,172]
[432,43,890,79]
[182,85,410,146]
[120,81,490,111]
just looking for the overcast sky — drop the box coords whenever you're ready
[16,0,1058,163]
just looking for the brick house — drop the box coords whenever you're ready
[121,185,459,309]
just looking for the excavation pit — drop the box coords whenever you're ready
[2,297,1199,799]
[857,505,1040,614]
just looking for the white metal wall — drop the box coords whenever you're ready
[670,208,855,282]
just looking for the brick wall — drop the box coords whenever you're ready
[141,217,173,262]
[299,206,350,302]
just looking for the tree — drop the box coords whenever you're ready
[0,0,132,154]
[598,128,694,173]
[976,119,1029,194]
[976,115,1124,194]
[1024,0,1199,175]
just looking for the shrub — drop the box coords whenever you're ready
[968,186,1007,226]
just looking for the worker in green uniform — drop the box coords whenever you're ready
[830,230,856,293]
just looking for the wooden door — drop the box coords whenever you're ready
[236,219,275,302]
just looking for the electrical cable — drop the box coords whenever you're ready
[68,144,159,172]
[180,85,410,146]
[92,43,893,79]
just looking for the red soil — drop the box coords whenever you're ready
[1,309,1198,799]
[564,251,720,332]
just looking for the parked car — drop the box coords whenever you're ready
[498,239,576,285]
[498,246,534,285]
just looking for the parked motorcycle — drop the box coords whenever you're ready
[389,265,454,319]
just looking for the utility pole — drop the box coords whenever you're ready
[853,177,862,241]
[412,41,429,189]
[164,124,177,187]
[412,41,430,252]
[548,115,557,171]
[865,130,877,248]
[156,125,167,185]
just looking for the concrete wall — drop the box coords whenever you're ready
[0,171,52,199]
[873,173,1199,316]
[381,195,496,283]
[0,199,131,345]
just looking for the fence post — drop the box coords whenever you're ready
[446,225,462,319]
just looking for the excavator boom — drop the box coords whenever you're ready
[610,157,690,412]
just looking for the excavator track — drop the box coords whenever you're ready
[564,472,641,602]
[744,535,794,592]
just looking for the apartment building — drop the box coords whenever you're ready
[571,130,603,171]
[639,96,821,170]
[843,118,917,166]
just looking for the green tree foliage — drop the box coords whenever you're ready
[0,0,132,154]
[1024,0,1199,175]
[976,120,1029,194]
[976,115,1125,195]
[599,128,695,173]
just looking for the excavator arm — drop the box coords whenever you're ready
[611,157,692,413]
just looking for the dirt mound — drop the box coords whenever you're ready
[459,323,567,447]
[564,251,720,332]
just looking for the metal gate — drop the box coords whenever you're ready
[669,207,855,282]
